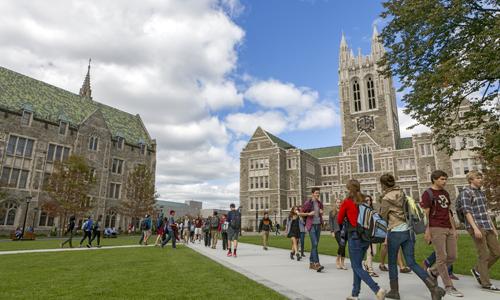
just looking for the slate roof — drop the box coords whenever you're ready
[304,146,343,158]
[0,66,151,146]
[397,137,413,150]
[265,131,296,149]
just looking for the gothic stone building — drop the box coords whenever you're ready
[240,28,480,231]
[0,65,156,233]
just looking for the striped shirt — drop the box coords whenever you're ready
[461,186,492,230]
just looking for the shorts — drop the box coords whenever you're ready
[227,227,240,241]
[195,228,202,235]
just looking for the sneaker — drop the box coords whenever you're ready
[309,263,316,270]
[449,273,460,280]
[400,266,411,273]
[379,264,389,272]
[482,285,500,293]
[446,286,464,297]
[471,268,481,285]
[376,288,386,300]
[346,296,359,300]
[233,253,237,258]
[227,251,232,257]
[86,244,91,248]
[427,268,438,285]
[316,263,324,272]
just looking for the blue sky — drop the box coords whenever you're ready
[0,0,427,208]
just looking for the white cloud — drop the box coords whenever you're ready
[225,111,289,136]
[201,81,243,111]
[398,107,431,137]
[297,102,340,130]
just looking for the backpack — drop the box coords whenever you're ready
[402,192,427,234]
[357,203,387,243]
[456,188,473,225]
[230,211,241,229]
[210,216,219,228]
[81,220,88,231]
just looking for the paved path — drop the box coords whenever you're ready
[0,244,153,255]
[188,242,500,300]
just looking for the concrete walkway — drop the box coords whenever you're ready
[188,242,500,300]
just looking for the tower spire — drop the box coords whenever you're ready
[79,58,92,100]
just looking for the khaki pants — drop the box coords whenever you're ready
[210,229,219,248]
[262,230,269,247]
[429,227,457,287]
[468,228,500,287]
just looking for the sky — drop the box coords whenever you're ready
[0,0,429,208]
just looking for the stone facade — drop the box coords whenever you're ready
[0,65,156,233]
[240,28,479,231]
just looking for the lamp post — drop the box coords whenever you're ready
[21,196,32,239]
[255,206,259,232]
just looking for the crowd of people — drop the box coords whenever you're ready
[270,170,499,300]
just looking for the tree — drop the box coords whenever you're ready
[379,0,500,207]
[120,164,157,225]
[45,155,95,235]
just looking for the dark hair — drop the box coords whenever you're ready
[311,187,320,194]
[289,206,298,218]
[365,195,373,208]
[264,212,269,216]
[380,173,395,189]
[230,203,235,208]
[346,179,364,204]
[430,170,448,183]
[170,210,175,215]
[213,211,218,216]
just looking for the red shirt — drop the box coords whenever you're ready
[421,188,452,228]
[337,198,358,227]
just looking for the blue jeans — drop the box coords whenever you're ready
[309,224,321,263]
[161,229,176,248]
[348,232,380,296]
[388,230,428,281]
[425,251,453,274]
[299,232,305,252]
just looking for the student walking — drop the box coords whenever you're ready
[161,210,177,249]
[258,212,273,250]
[298,187,324,272]
[285,206,302,261]
[210,211,220,249]
[330,199,347,270]
[422,170,463,297]
[457,170,500,293]
[363,195,379,277]
[338,179,386,300]
[275,223,280,235]
[89,216,102,248]
[142,214,152,245]
[221,214,228,251]
[154,216,165,247]
[79,216,93,248]
[203,217,211,247]
[379,173,445,300]
[297,206,306,258]
[226,203,241,257]
[61,215,76,248]
[183,216,191,244]
[194,216,203,243]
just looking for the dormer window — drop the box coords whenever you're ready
[21,110,32,126]
[89,136,99,151]
[59,121,68,135]
[140,143,146,155]
[117,136,124,150]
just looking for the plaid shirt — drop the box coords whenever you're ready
[461,186,492,230]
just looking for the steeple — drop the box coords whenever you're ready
[371,26,384,60]
[339,32,349,66]
[79,58,92,100]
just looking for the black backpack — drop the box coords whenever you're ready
[230,211,241,229]
[210,216,219,228]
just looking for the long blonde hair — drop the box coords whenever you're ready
[346,179,364,204]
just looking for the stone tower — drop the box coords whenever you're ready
[338,27,400,151]
[79,58,92,99]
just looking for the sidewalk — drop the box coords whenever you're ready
[188,242,500,300]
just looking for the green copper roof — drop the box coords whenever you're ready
[304,146,342,158]
[265,131,296,149]
[0,66,151,146]
[397,137,413,150]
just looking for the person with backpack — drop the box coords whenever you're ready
[203,217,211,247]
[337,179,386,300]
[297,205,306,258]
[258,212,273,250]
[154,215,165,247]
[194,216,203,243]
[226,203,241,257]
[89,215,102,248]
[298,187,324,272]
[363,195,379,277]
[142,214,152,245]
[61,215,76,248]
[161,210,177,249]
[330,199,347,270]
[210,211,220,249]
[275,223,280,235]
[285,206,301,261]
[421,170,463,297]
[379,173,445,300]
[79,216,93,248]
[457,170,500,293]
[182,216,191,244]
[221,214,228,251]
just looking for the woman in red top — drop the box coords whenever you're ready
[337,179,385,300]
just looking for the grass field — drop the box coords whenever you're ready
[239,233,500,280]
[0,245,285,300]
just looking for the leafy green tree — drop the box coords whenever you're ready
[120,164,157,224]
[379,0,499,207]
[45,155,94,235]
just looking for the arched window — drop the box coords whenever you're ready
[105,209,118,228]
[358,145,374,173]
[38,210,55,227]
[366,76,376,109]
[352,79,361,112]
[0,201,18,225]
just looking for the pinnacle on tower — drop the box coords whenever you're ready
[79,58,92,99]
[340,31,347,48]
[372,25,379,40]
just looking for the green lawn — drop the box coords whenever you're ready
[0,246,285,300]
[0,235,150,251]
[240,233,500,280]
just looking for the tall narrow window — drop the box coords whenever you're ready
[353,80,361,112]
[366,76,376,109]
[21,110,32,126]
[89,136,98,151]
[358,145,374,173]
[59,121,68,135]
